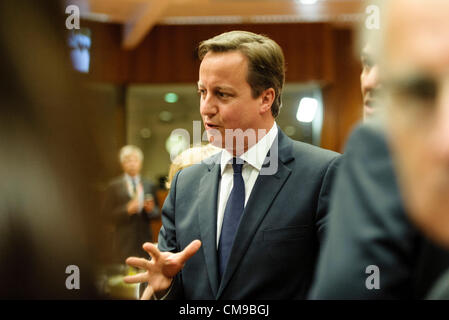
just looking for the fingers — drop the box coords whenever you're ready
[177,240,202,264]
[142,242,161,260]
[140,285,154,300]
[123,272,148,284]
[126,257,151,271]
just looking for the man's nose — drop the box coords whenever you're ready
[200,93,217,117]
[366,66,380,90]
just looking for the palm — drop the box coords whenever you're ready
[123,240,201,298]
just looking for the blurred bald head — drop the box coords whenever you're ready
[382,0,449,76]
[376,0,449,247]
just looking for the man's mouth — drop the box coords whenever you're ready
[364,98,379,117]
[205,122,220,130]
[364,98,377,108]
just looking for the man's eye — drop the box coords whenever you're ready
[396,78,437,102]
[197,89,206,97]
[217,91,229,98]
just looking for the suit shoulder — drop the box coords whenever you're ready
[174,152,221,182]
[107,176,125,188]
[291,140,340,166]
[344,122,388,155]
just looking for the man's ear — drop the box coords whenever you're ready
[259,88,276,115]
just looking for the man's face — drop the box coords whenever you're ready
[361,44,381,119]
[384,0,449,246]
[121,153,142,177]
[198,51,265,153]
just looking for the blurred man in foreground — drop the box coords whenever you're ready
[0,1,104,298]
[310,0,449,299]
[383,0,449,252]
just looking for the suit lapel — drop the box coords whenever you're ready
[216,130,294,299]
[198,154,221,297]
[121,175,132,200]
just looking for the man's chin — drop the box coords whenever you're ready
[207,134,224,149]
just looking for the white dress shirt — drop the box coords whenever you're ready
[124,174,144,211]
[216,122,278,248]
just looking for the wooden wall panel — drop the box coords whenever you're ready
[84,21,362,153]
[321,28,363,152]
[85,22,336,84]
[84,21,129,83]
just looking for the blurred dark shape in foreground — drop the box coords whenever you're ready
[0,1,107,299]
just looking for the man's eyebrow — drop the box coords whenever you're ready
[385,72,439,93]
[215,85,235,92]
[388,70,432,82]
[196,83,235,92]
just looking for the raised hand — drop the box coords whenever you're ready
[124,240,202,299]
[126,198,139,215]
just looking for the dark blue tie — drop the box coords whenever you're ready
[218,158,245,278]
[131,178,137,195]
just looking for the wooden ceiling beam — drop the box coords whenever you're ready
[122,0,170,50]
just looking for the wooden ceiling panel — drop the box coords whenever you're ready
[80,0,363,48]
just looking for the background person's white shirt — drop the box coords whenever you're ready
[124,174,144,212]
[216,122,278,248]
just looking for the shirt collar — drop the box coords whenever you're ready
[125,174,140,183]
[220,122,278,175]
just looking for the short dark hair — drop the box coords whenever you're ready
[198,31,285,118]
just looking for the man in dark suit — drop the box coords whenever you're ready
[124,31,340,299]
[104,145,160,262]
[310,0,449,299]
[309,123,449,299]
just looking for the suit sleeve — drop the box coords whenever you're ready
[102,183,128,223]
[315,155,342,244]
[157,170,184,299]
[309,124,419,299]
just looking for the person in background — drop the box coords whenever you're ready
[360,43,381,120]
[166,144,221,189]
[309,0,449,299]
[103,145,160,262]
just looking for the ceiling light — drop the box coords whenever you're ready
[140,128,151,139]
[298,0,318,4]
[164,92,178,103]
[159,111,173,122]
[166,133,189,158]
[296,97,318,123]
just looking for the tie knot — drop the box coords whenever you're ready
[231,158,244,174]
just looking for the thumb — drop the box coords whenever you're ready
[177,240,202,264]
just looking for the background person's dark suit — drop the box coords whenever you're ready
[309,123,449,299]
[158,129,340,299]
[104,176,160,262]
